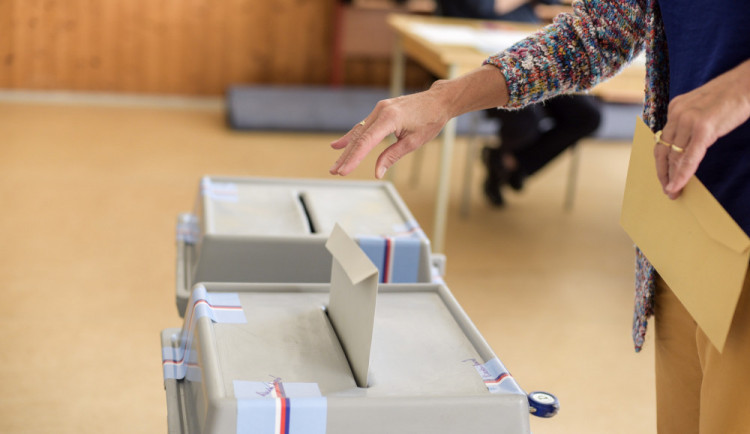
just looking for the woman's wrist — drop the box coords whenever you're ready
[429,65,510,120]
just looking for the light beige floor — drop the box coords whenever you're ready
[0,97,655,433]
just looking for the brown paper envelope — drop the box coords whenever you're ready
[621,118,750,352]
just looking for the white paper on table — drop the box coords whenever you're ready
[408,22,533,54]
[408,23,480,45]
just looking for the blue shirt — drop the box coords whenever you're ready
[658,0,750,235]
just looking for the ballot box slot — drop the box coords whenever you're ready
[297,191,318,234]
[320,304,368,389]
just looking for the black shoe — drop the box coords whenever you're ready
[507,169,525,191]
[483,177,505,206]
[481,146,505,207]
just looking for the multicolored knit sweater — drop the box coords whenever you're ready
[484,0,668,352]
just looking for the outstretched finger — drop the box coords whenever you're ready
[330,134,352,150]
[331,117,395,176]
[330,119,368,150]
[329,137,356,174]
[329,119,373,174]
[374,135,423,179]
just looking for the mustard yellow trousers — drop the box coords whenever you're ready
[654,267,750,434]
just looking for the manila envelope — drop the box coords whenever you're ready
[325,224,379,387]
[621,117,750,352]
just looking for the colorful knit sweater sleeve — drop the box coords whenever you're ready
[484,0,649,108]
[482,0,670,352]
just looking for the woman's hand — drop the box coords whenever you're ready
[329,89,452,179]
[329,65,510,179]
[655,59,750,199]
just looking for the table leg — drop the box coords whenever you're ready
[433,115,457,253]
[460,112,481,217]
[431,64,460,253]
[386,36,406,183]
[390,36,405,99]
[563,144,581,211]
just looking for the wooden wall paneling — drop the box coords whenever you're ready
[315,0,338,84]
[303,0,337,84]
[268,0,335,85]
[2,0,341,94]
[188,0,216,94]
[107,0,153,93]
[13,0,31,88]
[344,57,384,87]
[113,1,135,92]
[70,0,89,91]
[223,0,262,87]
[78,0,92,90]
[405,59,433,90]
[293,0,318,84]
[70,0,90,91]
[44,0,62,89]
[159,0,178,93]
[57,0,79,90]
[338,4,436,89]
[238,0,280,86]
[199,0,278,90]
[133,0,157,93]
[181,0,203,93]
[134,0,158,93]
[163,0,186,94]
[181,0,203,94]
[20,0,32,88]
[91,0,111,91]
[154,0,182,94]
[49,0,63,89]
[0,0,13,87]
[169,0,218,95]
[249,0,282,84]
[251,0,274,84]
[343,56,432,90]
[22,0,51,89]
[193,0,231,95]
[36,0,55,88]
[269,0,298,84]
[141,0,162,93]
[219,0,242,86]
[90,0,116,91]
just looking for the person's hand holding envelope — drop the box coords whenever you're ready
[621,118,750,352]
[652,60,750,201]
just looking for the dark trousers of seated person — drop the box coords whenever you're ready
[482,94,601,206]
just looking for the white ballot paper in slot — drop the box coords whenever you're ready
[325,224,380,387]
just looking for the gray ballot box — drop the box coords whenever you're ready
[161,282,531,434]
[175,176,443,317]
[161,227,531,434]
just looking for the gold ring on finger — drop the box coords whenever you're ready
[654,131,672,148]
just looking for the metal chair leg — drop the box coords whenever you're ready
[563,144,582,211]
[460,112,482,217]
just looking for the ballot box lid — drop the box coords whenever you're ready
[198,176,419,238]
[161,283,530,434]
[174,177,439,317]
